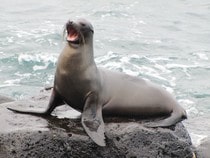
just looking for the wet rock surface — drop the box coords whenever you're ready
[0,91,195,158]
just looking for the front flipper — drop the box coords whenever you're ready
[81,92,106,146]
[7,89,64,116]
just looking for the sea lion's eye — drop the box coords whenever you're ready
[80,23,86,27]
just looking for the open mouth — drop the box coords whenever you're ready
[66,23,80,44]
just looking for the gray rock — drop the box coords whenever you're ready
[0,95,14,104]
[0,90,195,158]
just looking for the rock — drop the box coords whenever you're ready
[0,95,14,104]
[196,138,210,158]
[0,90,195,158]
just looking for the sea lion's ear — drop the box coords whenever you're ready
[81,93,106,146]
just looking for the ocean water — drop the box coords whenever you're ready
[0,0,210,146]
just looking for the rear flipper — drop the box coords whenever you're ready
[7,89,64,116]
[144,108,187,128]
[81,92,106,147]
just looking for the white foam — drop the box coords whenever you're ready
[153,40,162,43]
[164,76,176,87]
[45,75,54,85]
[141,65,168,81]
[154,64,171,73]
[120,56,130,63]
[18,53,57,64]
[0,84,19,88]
[138,20,146,25]
[95,51,118,63]
[102,62,122,70]
[195,53,208,60]
[96,52,176,87]
[130,54,141,59]
[162,85,174,94]
[166,63,198,69]
[33,64,49,71]
[15,30,34,37]
[178,99,200,116]
[145,56,171,74]
[6,37,14,43]
[123,69,139,76]
[178,99,194,105]
[190,133,207,147]
[15,72,31,78]
[166,63,195,78]
[0,79,21,88]
[187,107,200,116]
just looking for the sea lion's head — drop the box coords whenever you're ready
[65,19,94,48]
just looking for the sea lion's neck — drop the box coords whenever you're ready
[59,41,95,72]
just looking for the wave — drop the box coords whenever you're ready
[18,53,57,71]
[96,51,176,88]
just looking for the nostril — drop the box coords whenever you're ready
[66,21,73,30]
[67,21,73,25]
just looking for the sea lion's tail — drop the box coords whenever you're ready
[144,106,187,128]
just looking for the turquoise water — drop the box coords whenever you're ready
[0,0,210,145]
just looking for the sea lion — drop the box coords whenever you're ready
[7,19,187,146]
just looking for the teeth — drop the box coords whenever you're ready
[66,25,79,43]
[67,30,78,41]
[67,33,79,42]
